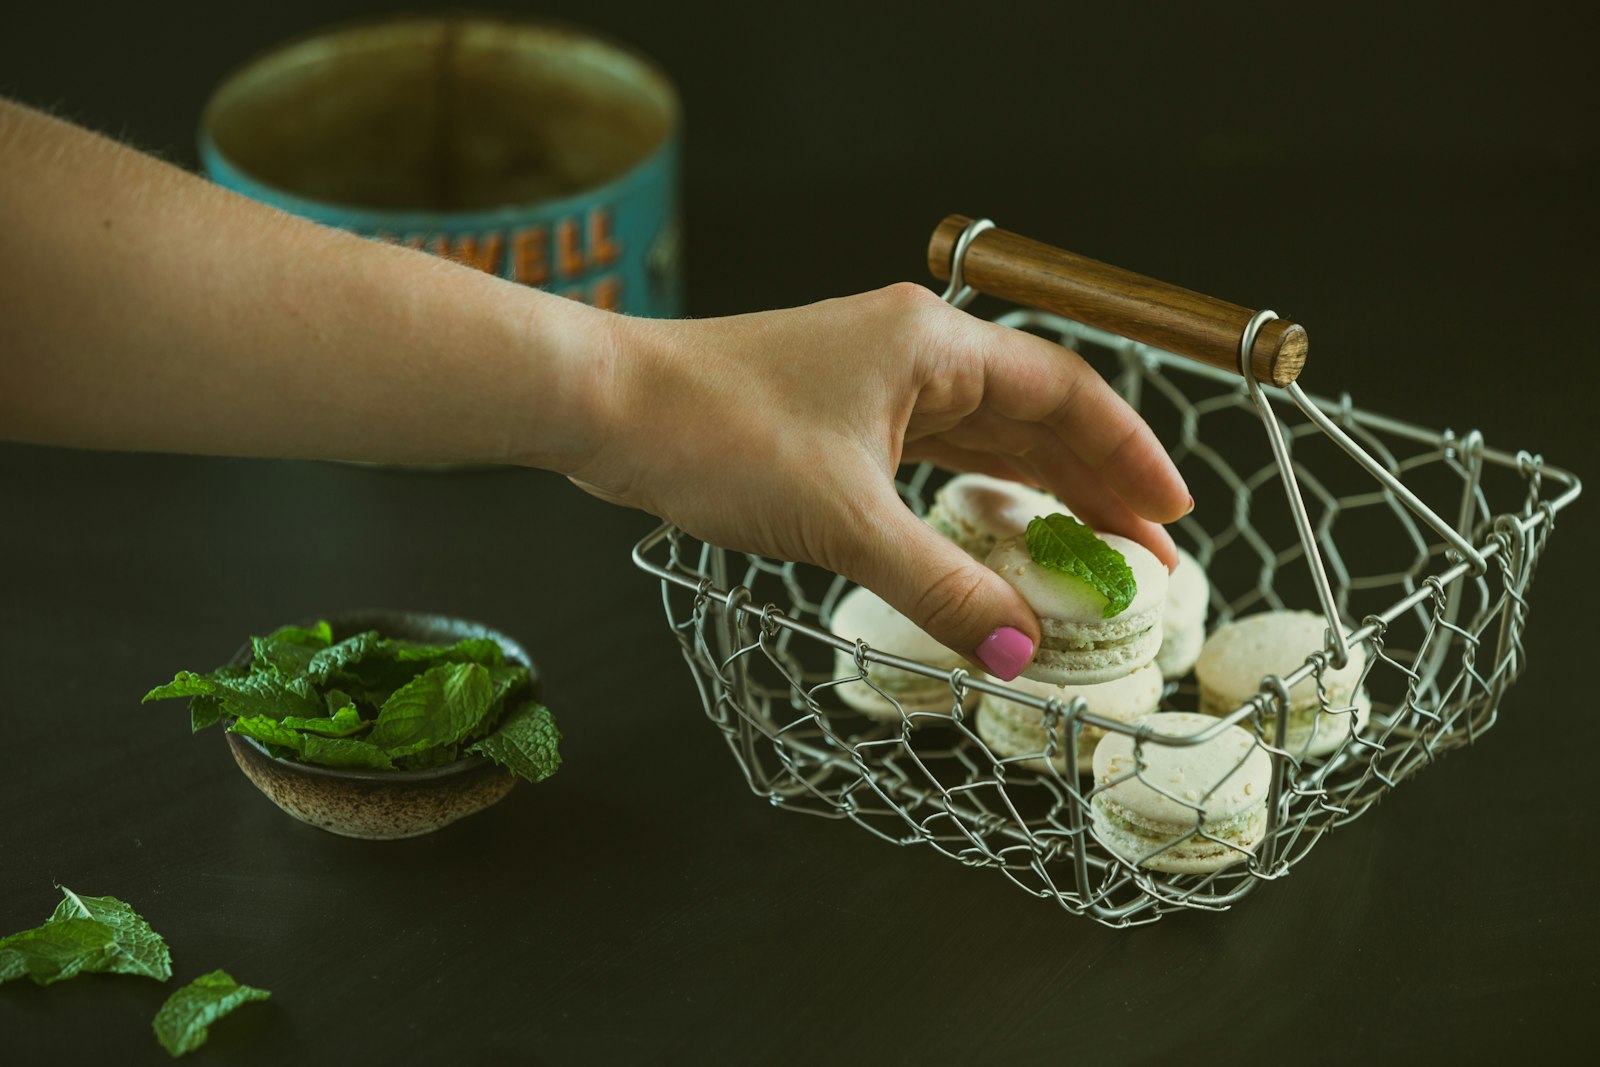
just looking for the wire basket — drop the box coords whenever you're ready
[631,217,1581,927]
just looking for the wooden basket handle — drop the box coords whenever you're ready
[927,214,1307,386]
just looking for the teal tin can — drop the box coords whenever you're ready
[200,15,681,316]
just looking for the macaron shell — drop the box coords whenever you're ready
[832,648,974,721]
[1091,711,1271,824]
[926,474,1067,559]
[1163,548,1211,630]
[977,663,1163,771]
[1090,793,1267,874]
[1194,610,1367,709]
[828,585,962,667]
[1023,625,1164,686]
[1282,688,1371,759]
[1155,621,1205,679]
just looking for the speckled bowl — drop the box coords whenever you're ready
[224,610,538,840]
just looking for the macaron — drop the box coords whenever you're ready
[1089,711,1272,874]
[1154,547,1211,679]
[976,662,1163,773]
[987,532,1167,686]
[925,473,1067,561]
[1193,610,1369,759]
[828,585,975,721]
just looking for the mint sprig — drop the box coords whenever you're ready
[1024,514,1137,618]
[143,621,559,783]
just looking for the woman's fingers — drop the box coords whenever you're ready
[959,319,1190,523]
[834,487,1041,680]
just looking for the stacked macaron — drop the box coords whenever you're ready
[1155,547,1210,679]
[976,662,1162,773]
[924,473,1066,561]
[1090,711,1272,874]
[988,529,1168,686]
[827,585,974,721]
[1194,610,1369,760]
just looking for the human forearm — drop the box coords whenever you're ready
[0,99,613,469]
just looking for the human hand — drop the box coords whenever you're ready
[559,282,1190,679]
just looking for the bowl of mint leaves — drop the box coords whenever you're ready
[143,610,561,839]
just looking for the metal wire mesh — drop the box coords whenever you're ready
[631,308,1579,927]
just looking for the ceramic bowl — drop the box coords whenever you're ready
[223,609,537,839]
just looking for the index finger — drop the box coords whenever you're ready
[966,317,1190,523]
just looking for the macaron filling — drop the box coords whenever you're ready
[988,533,1168,686]
[1200,689,1370,758]
[1089,712,1273,874]
[828,585,972,720]
[1091,794,1266,867]
[977,664,1164,771]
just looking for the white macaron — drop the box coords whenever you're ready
[828,585,973,721]
[976,662,1163,773]
[1194,610,1369,759]
[1154,547,1210,679]
[987,532,1167,686]
[1089,711,1272,874]
[925,473,1067,562]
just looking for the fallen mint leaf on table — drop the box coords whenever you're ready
[0,918,117,986]
[49,887,173,981]
[1024,514,1137,618]
[0,887,170,986]
[152,969,270,1058]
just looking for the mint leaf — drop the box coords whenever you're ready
[49,888,172,981]
[228,715,305,755]
[299,735,394,770]
[250,621,332,680]
[389,636,505,667]
[0,918,116,986]
[1,888,171,987]
[152,969,270,1058]
[369,662,494,758]
[189,697,226,733]
[1024,514,1137,618]
[280,706,367,737]
[144,670,322,728]
[468,701,562,784]
[304,631,384,686]
[393,744,460,771]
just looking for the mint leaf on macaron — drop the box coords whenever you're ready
[1024,514,1138,618]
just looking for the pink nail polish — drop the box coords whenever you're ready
[977,626,1033,681]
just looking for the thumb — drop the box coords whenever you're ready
[839,497,1041,682]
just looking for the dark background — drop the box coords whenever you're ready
[3,2,1595,1063]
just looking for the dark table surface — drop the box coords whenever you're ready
[3,2,1597,1062]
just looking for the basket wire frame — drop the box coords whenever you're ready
[632,233,1580,927]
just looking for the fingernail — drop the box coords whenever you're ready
[977,626,1033,681]
[1184,495,1195,516]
